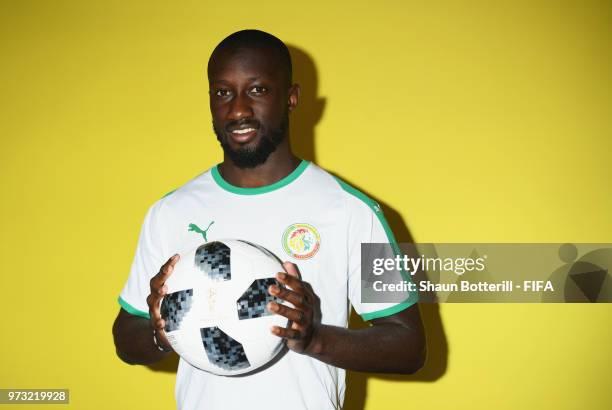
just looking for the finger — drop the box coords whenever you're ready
[156,328,171,347]
[157,284,168,296]
[148,297,166,326]
[147,283,168,306]
[268,301,306,323]
[160,253,180,279]
[282,261,301,279]
[271,325,301,340]
[148,296,162,322]
[268,284,306,308]
[151,254,180,289]
[152,296,163,313]
[154,317,166,331]
[275,271,304,293]
[147,286,168,321]
[146,294,156,309]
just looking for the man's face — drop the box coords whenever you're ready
[208,47,295,168]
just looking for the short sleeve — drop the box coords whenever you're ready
[345,193,418,322]
[118,201,167,319]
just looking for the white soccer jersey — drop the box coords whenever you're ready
[119,160,418,410]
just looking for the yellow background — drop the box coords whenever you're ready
[0,1,610,409]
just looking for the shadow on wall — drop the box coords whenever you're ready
[145,44,449,410]
[288,45,326,162]
[289,44,448,409]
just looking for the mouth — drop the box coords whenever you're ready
[228,126,259,144]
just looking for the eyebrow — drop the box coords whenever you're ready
[210,76,264,84]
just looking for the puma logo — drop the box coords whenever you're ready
[188,221,215,242]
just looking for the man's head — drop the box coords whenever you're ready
[208,30,299,168]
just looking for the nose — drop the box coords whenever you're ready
[227,93,253,120]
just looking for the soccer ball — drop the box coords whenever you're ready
[160,239,289,376]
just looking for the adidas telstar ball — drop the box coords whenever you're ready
[160,239,289,376]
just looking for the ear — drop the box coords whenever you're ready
[288,83,301,112]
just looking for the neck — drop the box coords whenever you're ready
[218,142,300,188]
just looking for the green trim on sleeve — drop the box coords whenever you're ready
[360,300,415,321]
[333,176,420,318]
[333,177,401,254]
[162,189,176,198]
[212,160,309,195]
[118,296,150,319]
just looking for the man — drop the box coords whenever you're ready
[113,29,426,410]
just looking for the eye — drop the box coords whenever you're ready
[249,86,267,95]
[213,89,231,97]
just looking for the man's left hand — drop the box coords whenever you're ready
[268,261,322,354]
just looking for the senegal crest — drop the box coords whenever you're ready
[282,223,320,260]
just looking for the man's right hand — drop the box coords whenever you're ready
[146,253,180,351]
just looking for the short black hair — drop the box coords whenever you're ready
[208,29,292,86]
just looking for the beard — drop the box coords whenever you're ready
[214,113,289,169]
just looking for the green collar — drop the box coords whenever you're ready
[211,160,310,195]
